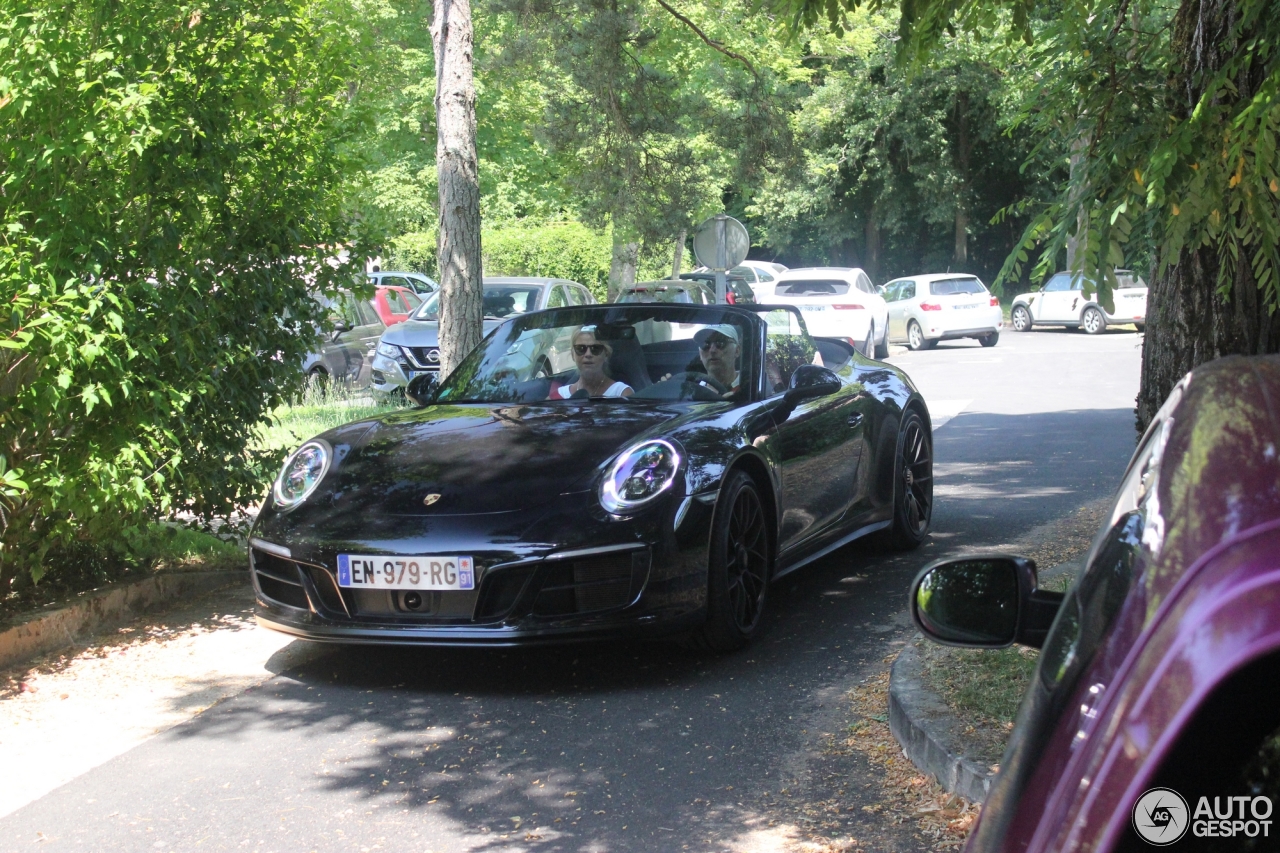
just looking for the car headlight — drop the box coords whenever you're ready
[272,440,332,510]
[600,440,681,515]
[376,341,407,363]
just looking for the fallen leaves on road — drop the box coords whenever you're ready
[833,659,979,850]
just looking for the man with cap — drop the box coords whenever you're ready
[693,324,741,396]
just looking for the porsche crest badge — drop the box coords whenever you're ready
[422,494,442,507]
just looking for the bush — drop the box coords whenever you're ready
[0,0,373,594]
[389,221,675,303]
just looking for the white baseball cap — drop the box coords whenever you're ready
[693,324,740,346]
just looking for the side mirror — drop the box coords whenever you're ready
[329,315,352,336]
[785,364,842,403]
[909,555,1064,649]
[876,285,887,295]
[405,372,440,406]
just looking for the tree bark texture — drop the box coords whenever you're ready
[952,91,970,267]
[1137,0,1280,430]
[609,235,638,301]
[431,0,483,378]
[670,229,686,279]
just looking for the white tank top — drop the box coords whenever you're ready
[556,381,632,398]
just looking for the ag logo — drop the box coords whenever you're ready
[1133,787,1190,845]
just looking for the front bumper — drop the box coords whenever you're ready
[370,354,437,393]
[248,491,717,646]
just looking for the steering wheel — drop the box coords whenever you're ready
[659,371,731,401]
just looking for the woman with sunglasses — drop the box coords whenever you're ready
[549,326,634,398]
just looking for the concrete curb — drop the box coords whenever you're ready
[0,570,249,671]
[888,642,996,803]
[888,557,1085,803]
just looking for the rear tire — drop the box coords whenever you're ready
[979,331,999,348]
[690,470,771,652]
[1011,305,1031,332]
[861,326,875,358]
[1134,322,1146,334]
[907,321,933,351]
[882,410,933,551]
[874,324,890,359]
[1081,306,1106,334]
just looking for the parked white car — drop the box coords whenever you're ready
[764,267,889,358]
[691,260,788,299]
[1009,269,1147,334]
[881,273,1003,350]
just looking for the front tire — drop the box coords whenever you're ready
[692,470,771,652]
[1081,306,1106,334]
[1011,305,1031,332]
[883,410,933,550]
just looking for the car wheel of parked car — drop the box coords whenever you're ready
[874,325,890,359]
[1011,305,1031,332]
[883,410,932,550]
[1134,322,1146,333]
[907,321,933,351]
[979,331,1000,348]
[692,470,771,652]
[1081,306,1106,334]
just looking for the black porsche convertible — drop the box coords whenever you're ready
[249,303,933,650]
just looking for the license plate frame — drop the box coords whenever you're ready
[337,554,475,591]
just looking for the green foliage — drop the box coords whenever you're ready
[257,381,408,456]
[388,222,668,301]
[0,0,374,591]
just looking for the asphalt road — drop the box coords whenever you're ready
[0,326,1144,853]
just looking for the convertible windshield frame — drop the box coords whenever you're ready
[430,304,765,406]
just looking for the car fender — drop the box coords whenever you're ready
[1025,521,1280,853]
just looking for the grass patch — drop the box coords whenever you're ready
[256,381,409,455]
[917,639,1041,767]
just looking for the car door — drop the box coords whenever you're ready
[885,281,909,340]
[1034,273,1077,322]
[756,309,865,553]
[350,295,386,385]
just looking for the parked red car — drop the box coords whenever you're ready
[373,285,422,326]
[911,355,1280,852]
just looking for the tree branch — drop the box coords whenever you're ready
[650,0,760,82]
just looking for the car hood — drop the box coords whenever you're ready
[282,402,687,520]
[381,317,508,347]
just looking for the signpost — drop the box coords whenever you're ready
[692,214,749,304]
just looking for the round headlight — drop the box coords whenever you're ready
[600,440,681,515]
[272,440,332,510]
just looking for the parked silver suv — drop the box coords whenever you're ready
[371,277,596,393]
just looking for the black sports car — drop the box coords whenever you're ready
[249,303,933,650]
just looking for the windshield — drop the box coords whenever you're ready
[929,277,986,296]
[432,306,757,405]
[413,285,544,321]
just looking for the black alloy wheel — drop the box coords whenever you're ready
[884,410,933,550]
[693,470,771,651]
[1011,305,1031,332]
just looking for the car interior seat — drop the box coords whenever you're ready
[484,294,517,317]
[605,336,652,391]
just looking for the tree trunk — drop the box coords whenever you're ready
[863,208,880,281]
[953,91,970,268]
[670,229,686,279]
[431,0,483,378]
[1064,137,1089,271]
[1136,0,1280,430]
[609,233,638,301]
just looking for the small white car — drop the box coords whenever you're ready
[764,267,889,358]
[1009,269,1147,334]
[881,273,1003,350]
[691,260,788,299]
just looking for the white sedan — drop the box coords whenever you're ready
[881,273,1004,350]
[1009,269,1147,334]
[764,267,889,358]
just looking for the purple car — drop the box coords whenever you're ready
[910,355,1280,852]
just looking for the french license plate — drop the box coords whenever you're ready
[337,554,475,590]
[952,303,980,310]
[800,305,826,312]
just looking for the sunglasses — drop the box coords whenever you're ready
[699,337,734,351]
[574,343,607,356]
